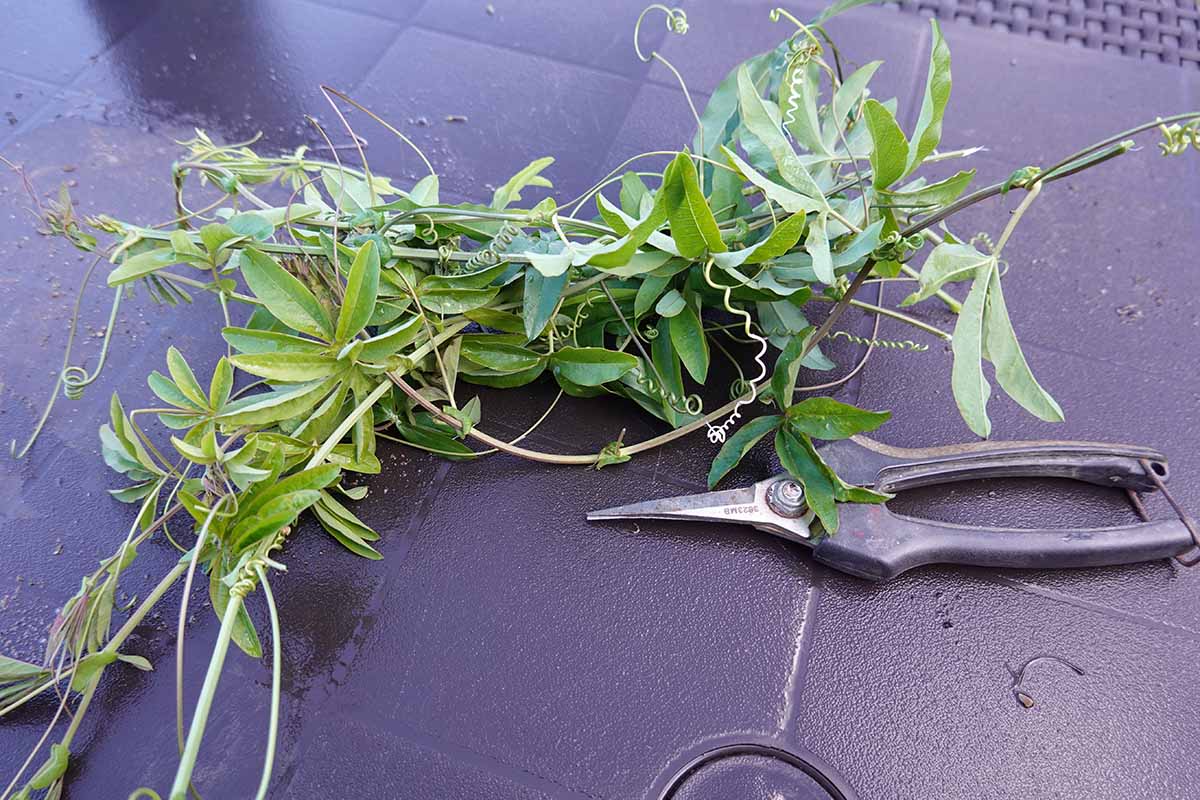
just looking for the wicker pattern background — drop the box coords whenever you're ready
[886,0,1200,68]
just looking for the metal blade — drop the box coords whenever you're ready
[587,485,759,526]
[588,477,814,546]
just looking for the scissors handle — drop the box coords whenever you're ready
[813,503,1196,582]
[822,437,1168,493]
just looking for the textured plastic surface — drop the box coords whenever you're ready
[0,1,1198,799]
[887,0,1200,69]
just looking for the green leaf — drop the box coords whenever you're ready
[461,338,544,372]
[707,415,781,488]
[550,347,638,386]
[465,307,526,334]
[736,65,828,202]
[0,654,47,682]
[229,352,339,382]
[209,571,262,658]
[668,299,709,383]
[655,289,686,317]
[882,169,974,210]
[775,426,839,533]
[221,327,327,354]
[313,499,383,559]
[900,242,993,306]
[769,331,811,411]
[721,146,824,215]
[198,223,241,256]
[661,152,726,259]
[229,490,321,551]
[812,0,884,25]
[950,265,993,437]
[619,172,649,216]
[862,99,909,189]
[522,268,569,340]
[492,157,554,209]
[28,743,69,790]
[106,248,177,286]
[395,418,476,458]
[70,650,118,691]
[584,190,670,269]
[335,241,381,342]
[169,230,205,259]
[712,212,807,269]
[594,441,630,469]
[781,60,828,155]
[831,60,882,128]
[209,357,233,409]
[634,274,671,318]
[418,285,500,315]
[116,653,153,671]
[408,174,440,205]
[321,168,374,213]
[217,377,336,427]
[241,463,341,519]
[358,316,423,362]
[785,397,891,440]
[525,251,573,277]
[905,20,952,177]
[165,347,207,407]
[227,211,275,242]
[983,266,1064,423]
[805,211,833,284]
[240,248,333,340]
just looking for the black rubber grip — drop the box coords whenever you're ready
[812,503,1196,582]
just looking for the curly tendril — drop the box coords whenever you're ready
[829,330,929,352]
[464,219,521,271]
[1158,119,1200,156]
[633,6,704,172]
[701,260,769,445]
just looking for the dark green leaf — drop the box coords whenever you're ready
[668,299,709,383]
[661,152,726,258]
[550,347,638,386]
[335,240,380,342]
[784,397,891,440]
[775,426,839,533]
[863,99,909,189]
[460,338,544,372]
[522,268,569,340]
[240,248,332,340]
[707,415,781,488]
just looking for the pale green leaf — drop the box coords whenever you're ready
[106,248,177,286]
[905,20,952,177]
[721,146,824,215]
[950,267,993,437]
[492,157,554,209]
[901,242,993,307]
[983,266,1064,423]
[229,352,339,382]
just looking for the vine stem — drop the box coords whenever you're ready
[809,295,951,340]
[251,566,281,800]
[170,587,241,800]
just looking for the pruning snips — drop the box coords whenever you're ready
[588,436,1200,581]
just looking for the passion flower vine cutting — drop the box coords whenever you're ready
[2,3,1197,798]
